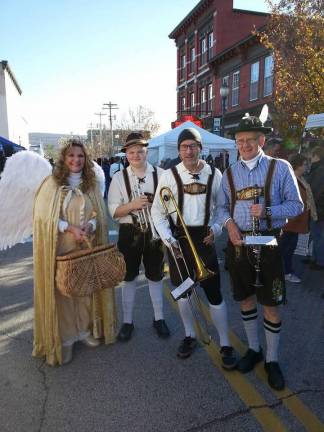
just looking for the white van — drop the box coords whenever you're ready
[29,143,44,157]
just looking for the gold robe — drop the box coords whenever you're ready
[32,176,116,366]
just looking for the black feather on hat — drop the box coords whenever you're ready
[121,132,148,152]
[235,113,272,134]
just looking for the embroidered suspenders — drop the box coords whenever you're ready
[226,158,277,230]
[170,166,215,227]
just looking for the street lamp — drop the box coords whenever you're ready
[219,82,229,137]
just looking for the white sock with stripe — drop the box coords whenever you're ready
[241,308,260,352]
[264,318,281,362]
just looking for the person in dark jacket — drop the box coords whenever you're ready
[307,145,324,270]
[282,154,317,282]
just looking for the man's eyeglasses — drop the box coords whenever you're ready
[179,143,199,151]
[235,137,258,146]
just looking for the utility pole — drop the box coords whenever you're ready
[94,112,107,157]
[103,101,118,157]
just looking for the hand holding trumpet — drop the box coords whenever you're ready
[130,194,149,211]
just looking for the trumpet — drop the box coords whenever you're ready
[160,186,214,344]
[131,175,160,241]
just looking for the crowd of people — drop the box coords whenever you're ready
[30,115,324,395]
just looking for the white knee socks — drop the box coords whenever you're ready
[121,280,137,324]
[209,301,230,347]
[148,279,164,321]
[177,297,196,338]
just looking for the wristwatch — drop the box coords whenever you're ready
[265,206,272,217]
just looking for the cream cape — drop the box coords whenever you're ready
[32,176,116,366]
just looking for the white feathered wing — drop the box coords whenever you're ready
[0,151,52,251]
[92,161,106,197]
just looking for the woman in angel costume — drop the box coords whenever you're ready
[0,140,116,365]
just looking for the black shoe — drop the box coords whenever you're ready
[310,262,324,271]
[264,361,285,391]
[237,348,263,373]
[220,346,237,370]
[153,319,170,338]
[177,337,197,359]
[117,323,134,342]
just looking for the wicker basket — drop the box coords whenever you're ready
[55,244,126,297]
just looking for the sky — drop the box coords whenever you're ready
[1,0,269,136]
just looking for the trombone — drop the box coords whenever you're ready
[131,174,160,241]
[159,186,214,344]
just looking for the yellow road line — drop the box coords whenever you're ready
[163,283,288,432]
[196,293,324,432]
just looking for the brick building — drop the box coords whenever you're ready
[169,0,274,137]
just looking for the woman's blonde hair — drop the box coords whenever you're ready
[53,139,96,192]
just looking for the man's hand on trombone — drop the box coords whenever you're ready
[165,237,183,259]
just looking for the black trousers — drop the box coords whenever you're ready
[167,226,222,305]
[118,224,164,282]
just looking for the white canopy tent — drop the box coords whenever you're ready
[147,121,237,166]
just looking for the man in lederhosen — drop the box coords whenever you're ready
[217,115,303,390]
[108,132,170,341]
[151,128,237,369]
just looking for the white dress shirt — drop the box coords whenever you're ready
[108,163,163,224]
[151,160,222,245]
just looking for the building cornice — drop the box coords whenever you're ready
[232,8,269,17]
[169,0,213,40]
[1,60,22,95]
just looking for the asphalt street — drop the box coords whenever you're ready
[0,234,324,432]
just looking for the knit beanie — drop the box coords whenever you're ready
[177,128,202,150]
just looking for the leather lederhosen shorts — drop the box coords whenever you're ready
[167,225,222,305]
[226,229,286,306]
[118,223,164,282]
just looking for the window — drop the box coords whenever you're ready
[190,92,195,110]
[180,96,186,113]
[250,61,259,101]
[200,38,207,66]
[200,87,206,113]
[207,83,213,111]
[232,71,240,107]
[180,54,186,80]
[208,32,214,60]
[189,47,195,73]
[221,76,229,110]
[264,55,274,96]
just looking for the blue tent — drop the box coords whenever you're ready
[0,136,26,157]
